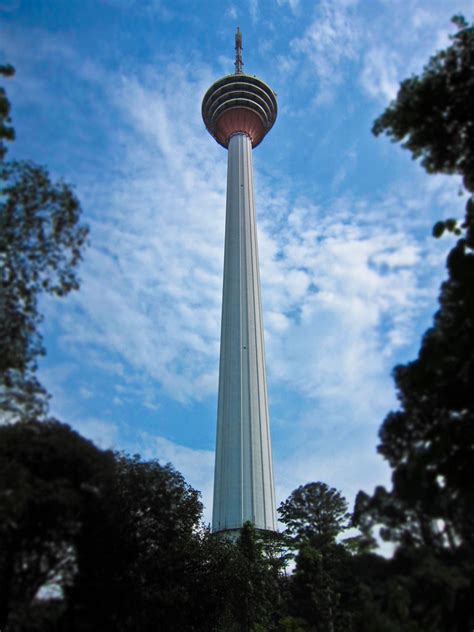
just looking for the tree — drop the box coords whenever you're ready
[279,483,359,632]
[62,454,204,632]
[0,419,115,631]
[0,419,210,632]
[232,523,289,631]
[278,482,351,547]
[354,15,474,631]
[0,66,88,422]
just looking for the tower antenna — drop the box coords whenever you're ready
[235,27,243,74]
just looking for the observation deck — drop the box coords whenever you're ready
[202,73,277,149]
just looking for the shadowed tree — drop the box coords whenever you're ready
[0,419,115,631]
[0,421,209,632]
[61,454,204,632]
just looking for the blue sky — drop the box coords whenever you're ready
[1,0,472,526]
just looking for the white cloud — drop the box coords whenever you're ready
[276,0,300,13]
[227,5,238,19]
[72,417,120,449]
[360,47,400,102]
[275,432,391,514]
[287,0,360,104]
[277,0,470,107]
[357,0,471,104]
[248,0,258,24]
[256,184,448,416]
[40,64,227,403]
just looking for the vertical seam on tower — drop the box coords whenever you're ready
[247,137,261,527]
[245,136,255,525]
[215,142,231,532]
[238,135,244,526]
[243,134,254,525]
[251,146,268,529]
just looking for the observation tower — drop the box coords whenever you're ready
[202,29,277,534]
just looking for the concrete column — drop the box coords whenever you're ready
[212,132,277,533]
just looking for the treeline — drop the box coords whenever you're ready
[1,420,472,631]
[1,15,473,632]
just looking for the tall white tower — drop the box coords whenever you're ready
[202,29,277,534]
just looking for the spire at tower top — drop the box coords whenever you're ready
[235,27,243,74]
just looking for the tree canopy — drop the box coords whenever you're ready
[278,482,350,546]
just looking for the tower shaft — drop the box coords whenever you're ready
[212,133,276,533]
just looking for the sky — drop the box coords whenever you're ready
[1,0,472,527]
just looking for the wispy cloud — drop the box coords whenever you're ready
[287,0,360,104]
[258,190,444,417]
[278,0,469,107]
[360,47,400,103]
[248,0,258,24]
[227,5,238,20]
[276,0,300,14]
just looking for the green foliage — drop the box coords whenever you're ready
[213,523,289,632]
[277,617,309,632]
[0,69,89,422]
[432,217,462,238]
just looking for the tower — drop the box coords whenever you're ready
[202,29,277,535]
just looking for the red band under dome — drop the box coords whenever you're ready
[213,108,266,147]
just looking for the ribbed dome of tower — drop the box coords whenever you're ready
[202,74,277,148]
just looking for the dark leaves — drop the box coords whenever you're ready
[0,161,88,421]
